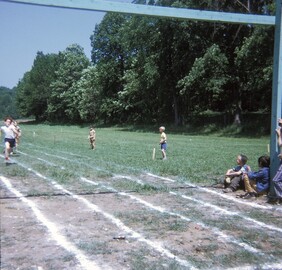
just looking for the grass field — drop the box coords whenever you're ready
[1,123,281,270]
[17,123,270,184]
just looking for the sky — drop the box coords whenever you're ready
[0,1,107,89]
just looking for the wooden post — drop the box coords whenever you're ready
[152,148,156,160]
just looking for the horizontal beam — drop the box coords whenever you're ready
[2,0,276,25]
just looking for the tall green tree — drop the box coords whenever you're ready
[90,13,129,123]
[72,66,101,122]
[16,52,62,121]
[178,44,230,114]
[234,26,274,112]
[0,86,18,119]
[47,44,90,122]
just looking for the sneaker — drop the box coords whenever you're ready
[242,192,257,199]
[212,183,225,189]
[267,198,278,204]
[236,193,247,198]
[223,188,233,193]
[225,177,231,184]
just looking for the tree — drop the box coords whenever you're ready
[234,26,274,112]
[178,44,229,114]
[47,44,90,122]
[90,13,128,123]
[0,86,18,119]
[15,52,62,121]
[72,66,101,122]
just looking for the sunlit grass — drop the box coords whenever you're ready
[1,123,280,269]
[16,123,269,186]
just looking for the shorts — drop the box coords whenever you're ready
[4,138,16,148]
[161,143,167,150]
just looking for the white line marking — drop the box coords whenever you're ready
[16,151,282,233]
[9,163,195,269]
[37,157,65,170]
[114,174,282,233]
[169,192,282,233]
[80,177,262,255]
[12,149,282,265]
[146,173,176,182]
[226,262,282,270]
[146,172,282,212]
[0,176,102,270]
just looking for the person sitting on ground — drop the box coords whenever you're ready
[241,155,270,199]
[223,154,250,193]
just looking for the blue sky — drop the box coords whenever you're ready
[0,1,106,89]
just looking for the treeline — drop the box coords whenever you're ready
[0,86,19,119]
[15,0,275,125]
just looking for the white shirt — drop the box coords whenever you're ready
[1,125,16,139]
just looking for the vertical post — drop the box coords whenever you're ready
[269,0,282,195]
[152,147,156,160]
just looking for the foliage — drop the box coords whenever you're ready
[15,52,63,121]
[0,86,19,119]
[234,26,274,112]
[47,44,90,122]
[14,1,276,125]
[72,66,101,122]
[178,44,229,113]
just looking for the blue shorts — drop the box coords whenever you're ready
[4,138,16,148]
[161,143,167,150]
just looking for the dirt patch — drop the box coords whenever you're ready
[1,162,282,270]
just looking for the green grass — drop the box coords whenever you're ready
[2,123,280,269]
[16,123,269,186]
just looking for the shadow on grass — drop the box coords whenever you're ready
[19,112,271,138]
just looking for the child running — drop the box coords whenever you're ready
[0,117,19,162]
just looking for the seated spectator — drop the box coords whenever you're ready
[223,154,250,193]
[241,155,270,199]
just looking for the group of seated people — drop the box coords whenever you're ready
[220,118,282,204]
[222,154,271,200]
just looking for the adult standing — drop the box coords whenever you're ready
[268,118,282,204]
[0,117,19,162]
